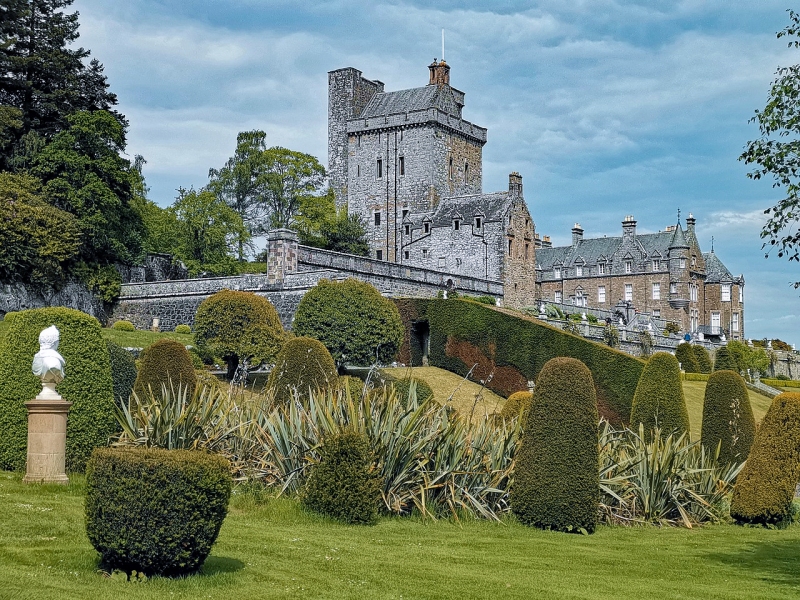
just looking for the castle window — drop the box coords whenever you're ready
[692,255,697,267]
[739,287,743,303]
[722,283,731,302]
[732,312,739,332]
[358,135,361,148]
[399,156,405,176]
[453,219,460,231]
[554,267,561,279]
[449,157,453,181]
[625,260,632,274]
[423,222,430,234]
[525,243,529,260]
[438,257,446,268]
[508,239,513,256]
[475,217,482,229]
[576,265,583,277]
[690,284,698,302]
[652,260,659,271]
[422,249,429,258]
[670,282,677,294]
[652,282,660,300]
[653,309,660,318]
[598,286,606,303]
[598,263,606,275]
[464,162,469,182]
[377,158,383,178]
[402,208,409,219]
[624,284,633,302]
[456,258,462,267]
[404,224,410,236]
[404,250,409,259]
[376,250,383,260]
[679,257,686,269]
[555,291,562,303]
[400,129,403,141]
[374,212,381,226]
[357,164,361,177]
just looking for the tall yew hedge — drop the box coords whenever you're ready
[675,343,700,373]
[700,370,755,466]
[630,352,689,439]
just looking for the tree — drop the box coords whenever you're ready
[0,0,119,168]
[262,146,326,229]
[740,10,800,285]
[296,191,369,256]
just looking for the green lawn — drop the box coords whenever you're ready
[1,472,799,599]
[682,380,773,440]
[99,328,194,349]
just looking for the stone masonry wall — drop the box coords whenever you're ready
[0,280,106,323]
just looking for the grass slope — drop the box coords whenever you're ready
[1,473,799,599]
[100,329,194,349]
[683,380,772,440]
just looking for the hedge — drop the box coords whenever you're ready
[106,340,137,409]
[394,299,643,424]
[730,393,800,526]
[266,336,338,404]
[762,378,800,388]
[682,372,710,382]
[693,345,713,374]
[133,339,197,400]
[85,447,232,576]
[714,346,738,372]
[675,343,700,374]
[511,357,599,533]
[700,370,755,465]
[111,320,135,332]
[500,391,533,421]
[0,308,115,472]
[630,352,690,439]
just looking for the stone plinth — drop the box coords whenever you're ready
[23,396,72,484]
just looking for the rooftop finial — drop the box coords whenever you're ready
[677,207,681,223]
[711,236,715,252]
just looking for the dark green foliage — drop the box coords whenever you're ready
[511,357,599,533]
[714,346,739,372]
[302,429,380,525]
[395,299,643,424]
[294,279,404,367]
[267,336,338,404]
[675,343,700,373]
[111,320,135,331]
[693,345,713,374]
[391,377,434,408]
[730,393,800,526]
[0,307,115,472]
[133,339,197,400]
[85,447,232,576]
[189,348,205,370]
[194,289,284,380]
[701,370,755,466]
[106,340,136,410]
[339,375,368,399]
[500,391,533,421]
[630,352,690,439]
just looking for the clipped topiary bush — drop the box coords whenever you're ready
[391,377,434,408]
[106,340,137,410]
[194,289,284,380]
[714,346,739,373]
[174,324,192,334]
[500,390,533,421]
[85,447,232,576]
[0,308,115,472]
[133,339,198,400]
[511,357,599,533]
[266,336,338,404]
[693,345,713,374]
[630,352,689,439]
[111,320,135,332]
[293,278,403,367]
[675,343,700,373]
[701,370,755,466]
[302,429,380,524]
[730,393,800,526]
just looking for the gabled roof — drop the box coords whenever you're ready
[428,192,512,227]
[359,85,462,119]
[536,230,678,271]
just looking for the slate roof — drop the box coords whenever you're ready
[536,231,675,270]
[359,85,461,119]
[403,192,513,228]
[703,251,743,283]
[669,222,689,249]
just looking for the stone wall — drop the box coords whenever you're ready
[0,280,106,322]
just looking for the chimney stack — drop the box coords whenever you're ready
[508,172,523,197]
[571,223,584,246]
[428,59,450,86]
[685,212,696,233]
[622,215,637,239]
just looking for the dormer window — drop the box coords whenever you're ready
[652,260,659,271]
[423,222,430,234]
[598,262,606,275]
[625,260,632,273]
[475,217,482,229]
[554,267,561,279]
[576,265,583,277]
[402,209,409,219]
[404,224,410,236]
[453,219,461,231]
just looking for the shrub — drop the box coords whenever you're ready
[85,447,232,576]
[630,352,689,439]
[111,320,135,332]
[188,347,205,370]
[106,340,137,409]
[391,377,434,408]
[664,322,680,336]
[293,279,403,367]
[195,369,223,395]
[339,375,368,399]
[174,324,192,334]
[713,346,738,372]
[511,357,599,533]
[194,290,284,380]
[693,345,713,374]
[675,343,700,373]
[302,429,380,524]
[730,393,800,526]
[700,370,755,466]
[500,391,533,421]
[0,308,115,472]
[266,336,338,404]
[133,339,198,400]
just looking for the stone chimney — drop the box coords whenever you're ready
[266,228,298,285]
[685,212,696,234]
[508,172,523,197]
[571,223,584,246]
[428,59,450,86]
[622,215,637,239]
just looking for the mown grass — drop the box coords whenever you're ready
[99,328,194,349]
[1,472,799,599]
[682,380,773,440]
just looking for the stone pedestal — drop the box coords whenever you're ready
[23,389,72,484]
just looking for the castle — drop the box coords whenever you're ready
[327,60,745,339]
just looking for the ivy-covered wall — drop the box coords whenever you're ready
[394,299,644,423]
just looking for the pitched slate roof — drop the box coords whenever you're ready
[703,251,742,283]
[403,192,512,228]
[359,85,461,119]
[669,222,689,249]
[536,231,675,270]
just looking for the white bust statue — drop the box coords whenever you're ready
[32,326,66,397]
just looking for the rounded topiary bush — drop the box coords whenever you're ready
[693,345,713,374]
[266,336,338,404]
[133,339,197,400]
[111,320,135,332]
[174,324,192,334]
[500,391,533,421]
[511,357,599,533]
[700,370,755,466]
[391,377,434,408]
[85,447,232,576]
[0,308,115,472]
[714,346,739,373]
[730,393,800,526]
[675,343,700,373]
[107,340,137,409]
[302,429,380,524]
[293,278,403,367]
[630,352,689,439]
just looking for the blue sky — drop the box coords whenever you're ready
[73,0,800,344]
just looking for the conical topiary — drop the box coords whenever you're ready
[730,393,800,526]
[500,391,533,421]
[267,336,338,404]
[675,343,700,373]
[133,339,197,399]
[106,340,137,409]
[693,345,713,374]
[700,370,755,465]
[630,352,689,439]
[713,346,738,373]
[511,357,599,533]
